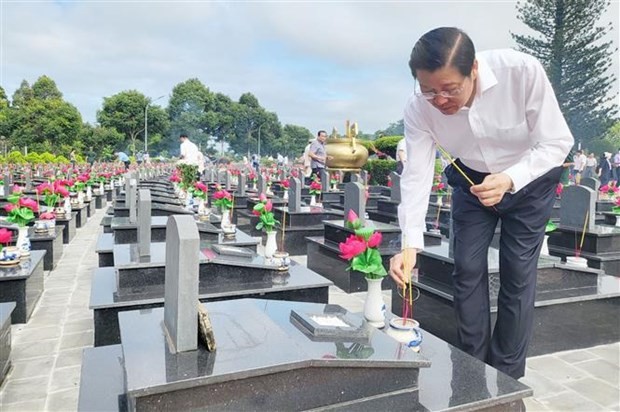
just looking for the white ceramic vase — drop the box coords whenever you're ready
[310,195,317,206]
[283,190,289,200]
[364,277,385,328]
[540,235,549,256]
[264,231,278,258]
[221,208,232,228]
[615,216,620,227]
[17,226,31,257]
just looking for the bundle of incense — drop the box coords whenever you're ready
[576,211,589,258]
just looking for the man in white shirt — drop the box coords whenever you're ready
[389,27,573,379]
[179,133,205,174]
[573,150,586,184]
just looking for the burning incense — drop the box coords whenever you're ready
[280,208,286,252]
[576,211,589,257]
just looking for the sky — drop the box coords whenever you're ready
[1,0,618,136]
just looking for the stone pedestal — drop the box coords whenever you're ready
[28,226,64,271]
[56,212,77,244]
[0,250,46,323]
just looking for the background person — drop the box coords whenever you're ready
[308,130,331,178]
[389,27,572,380]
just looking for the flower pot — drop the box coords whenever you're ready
[566,256,588,268]
[0,186,4,197]
[615,216,620,228]
[364,277,386,328]
[34,219,55,233]
[310,195,317,206]
[264,231,278,258]
[86,186,93,201]
[63,197,72,214]
[221,224,237,239]
[221,208,232,228]
[386,317,423,351]
[283,190,289,200]
[331,184,338,191]
[16,226,30,257]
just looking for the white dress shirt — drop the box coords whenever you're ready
[179,139,204,172]
[398,49,573,250]
[396,138,407,162]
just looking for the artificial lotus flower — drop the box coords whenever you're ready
[338,234,367,260]
[367,231,383,248]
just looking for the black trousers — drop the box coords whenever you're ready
[446,160,562,379]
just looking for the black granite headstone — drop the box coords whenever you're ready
[289,177,302,213]
[580,177,600,192]
[560,185,596,230]
[390,172,401,203]
[344,182,366,224]
[257,174,266,196]
[319,169,330,193]
[237,174,246,196]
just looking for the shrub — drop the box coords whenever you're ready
[363,159,397,186]
[25,153,42,164]
[40,152,56,163]
[373,136,403,159]
[7,151,25,164]
[56,155,69,164]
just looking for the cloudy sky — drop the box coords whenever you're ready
[1,0,618,135]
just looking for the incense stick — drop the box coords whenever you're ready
[434,202,441,230]
[280,207,286,252]
[577,211,589,257]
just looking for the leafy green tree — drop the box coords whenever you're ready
[202,92,235,151]
[167,78,214,152]
[228,93,281,156]
[512,0,618,142]
[79,123,125,159]
[32,75,63,100]
[97,90,168,155]
[11,80,34,108]
[375,119,404,138]
[268,124,311,158]
[0,86,10,138]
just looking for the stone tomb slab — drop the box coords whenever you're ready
[28,226,63,271]
[0,250,46,323]
[55,212,77,244]
[0,302,15,384]
[73,204,88,228]
[89,299,430,411]
[90,260,332,346]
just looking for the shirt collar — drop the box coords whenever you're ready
[476,55,498,94]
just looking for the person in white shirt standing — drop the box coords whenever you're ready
[389,27,573,380]
[573,150,586,185]
[396,138,407,175]
[179,133,205,175]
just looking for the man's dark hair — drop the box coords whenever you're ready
[409,27,476,79]
[179,133,188,139]
[317,130,327,137]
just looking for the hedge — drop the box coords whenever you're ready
[363,159,397,186]
[373,136,403,159]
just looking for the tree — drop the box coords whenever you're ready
[167,78,214,153]
[270,124,312,158]
[11,80,34,108]
[79,123,124,158]
[512,0,618,142]
[375,119,404,138]
[32,75,63,100]
[97,90,168,155]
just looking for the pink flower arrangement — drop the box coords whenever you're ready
[387,176,392,187]
[0,228,12,253]
[280,179,290,189]
[169,173,181,183]
[613,197,620,214]
[248,171,257,182]
[192,182,208,200]
[4,192,37,227]
[309,179,322,195]
[556,183,563,197]
[253,195,279,232]
[338,210,387,280]
[291,169,299,178]
[213,189,233,210]
[599,183,619,195]
[40,212,56,220]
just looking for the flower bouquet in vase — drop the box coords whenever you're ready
[0,228,19,265]
[432,176,448,206]
[4,189,38,257]
[599,183,619,201]
[309,178,322,206]
[612,198,620,227]
[253,194,280,258]
[248,170,257,190]
[330,173,340,191]
[213,188,234,235]
[338,210,387,328]
[192,182,210,221]
[280,179,290,200]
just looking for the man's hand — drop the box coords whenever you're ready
[470,173,513,207]
[389,248,417,288]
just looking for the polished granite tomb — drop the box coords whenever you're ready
[80,299,432,411]
[55,212,77,244]
[0,250,46,323]
[0,302,15,384]
[392,241,620,356]
[90,242,332,346]
[28,225,64,271]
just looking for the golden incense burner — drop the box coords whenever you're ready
[325,120,369,171]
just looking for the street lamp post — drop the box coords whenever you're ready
[144,95,165,154]
[257,122,267,159]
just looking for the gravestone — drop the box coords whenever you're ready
[288,177,302,213]
[344,182,366,224]
[359,170,368,185]
[319,169,330,193]
[225,172,231,191]
[138,189,151,257]
[389,172,401,203]
[208,169,215,183]
[560,186,596,230]
[257,174,266,196]
[128,174,138,225]
[164,215,200,353]
[350,173,361,184]
[25,169,32,191]
[4,172,11,195]
[580,177,600,192]
[237,174,246,196]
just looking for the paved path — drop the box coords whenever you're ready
[0,210,616,411]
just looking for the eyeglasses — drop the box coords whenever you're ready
[415,79,468,100]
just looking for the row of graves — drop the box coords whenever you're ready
[0,162,163,383]
[1,159,618,410]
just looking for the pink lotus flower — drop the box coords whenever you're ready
[19,197,39,212]
[36,182,53,195]
[265,200,273,212]
[194,182,208,193]
[280,180,290,189]
[259,193,267,202]
[367,231,383,248]
[556,183,563,196]
[347,209,359,223]
[310,181,321,190]
[0,228,12,245]
[252,209,261,217]
[291,169,299,178]
[12,185,22,193]
[40,212,56,220]
[4,204,16,213]
[338,234,367,260]
[213,190,231,200]
[55,185,70,198]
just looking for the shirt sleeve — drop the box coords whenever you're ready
[503,57,574,192]
[398,101,436,250]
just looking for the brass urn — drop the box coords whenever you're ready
[325,121,369,171]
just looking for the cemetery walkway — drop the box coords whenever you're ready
[0,207,615,411]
